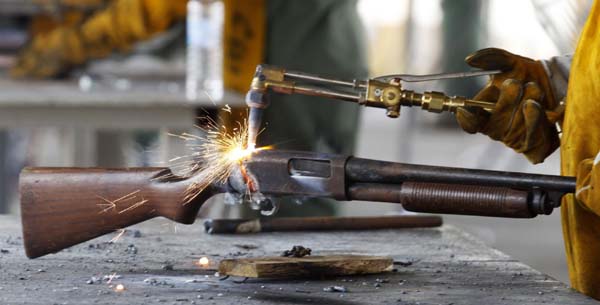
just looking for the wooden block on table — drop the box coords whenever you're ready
[219,255,393,278]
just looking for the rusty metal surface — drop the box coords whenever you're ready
[240,150,349,200]
[0,215,596,304]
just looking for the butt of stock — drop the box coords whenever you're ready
[19,167,212,258]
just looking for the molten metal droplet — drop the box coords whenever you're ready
[198,257,210,267]
[226,146,253,162]
[115,284,125,292]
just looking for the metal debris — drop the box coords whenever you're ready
[5,236,22,245]
[126,244,138,255]
[86,277,102,284]
[162,263,174,271]
[103,273,121,283]
[228,251,247,257]
[144,278,173,287]
[295,289,311,294]
[323,286,348,293]
[281,245,312,258]
[87,243,113,250]
[234,244,258,250]
[0,249,9,254]
[395,260,414,267]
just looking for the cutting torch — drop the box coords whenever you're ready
[245,65,501,148]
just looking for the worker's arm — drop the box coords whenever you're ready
[575,152,600,215]
[11,0,188,79]
[455,48,569,164]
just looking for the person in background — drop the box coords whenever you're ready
[454,0,600,299]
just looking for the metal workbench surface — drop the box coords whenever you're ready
[0,215,595,305]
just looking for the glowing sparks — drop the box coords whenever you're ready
[114,284,125,292]
[226,146,253,161]
[109,229,126,243]
[118,198,149,214]
[97,189,146,214]
[163,111,269,204]
[197,257,210,267]
[106,273,118,284]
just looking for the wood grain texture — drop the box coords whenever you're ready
[219,255,394,278]
[19,167,215,258]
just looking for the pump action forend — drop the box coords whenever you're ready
[245,64,500,148]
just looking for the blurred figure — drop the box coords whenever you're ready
[454,0,600,299]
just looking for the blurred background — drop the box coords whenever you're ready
[0,0,593,284]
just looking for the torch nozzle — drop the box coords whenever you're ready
[247,107,264,150]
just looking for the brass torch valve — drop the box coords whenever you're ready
[246,64,500,147]
[363,79,496,118]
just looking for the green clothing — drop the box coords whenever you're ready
[261,0,368,154]
[258,0,367,216]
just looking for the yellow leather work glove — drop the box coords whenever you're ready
[455,48,561,164]
[11,26,86,79]
[11,0,187,79]
[576,154,600,214]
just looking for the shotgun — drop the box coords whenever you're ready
[20,150,575,258]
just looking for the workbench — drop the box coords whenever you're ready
[0,215,595,305]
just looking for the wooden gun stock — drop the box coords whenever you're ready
[19,167,213,258]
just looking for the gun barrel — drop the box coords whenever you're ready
[346,158,576,194]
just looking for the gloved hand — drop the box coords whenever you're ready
[576,154,600,213]
[11,26,86,79]
[11,0,187,79]
[455,48,561,164]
